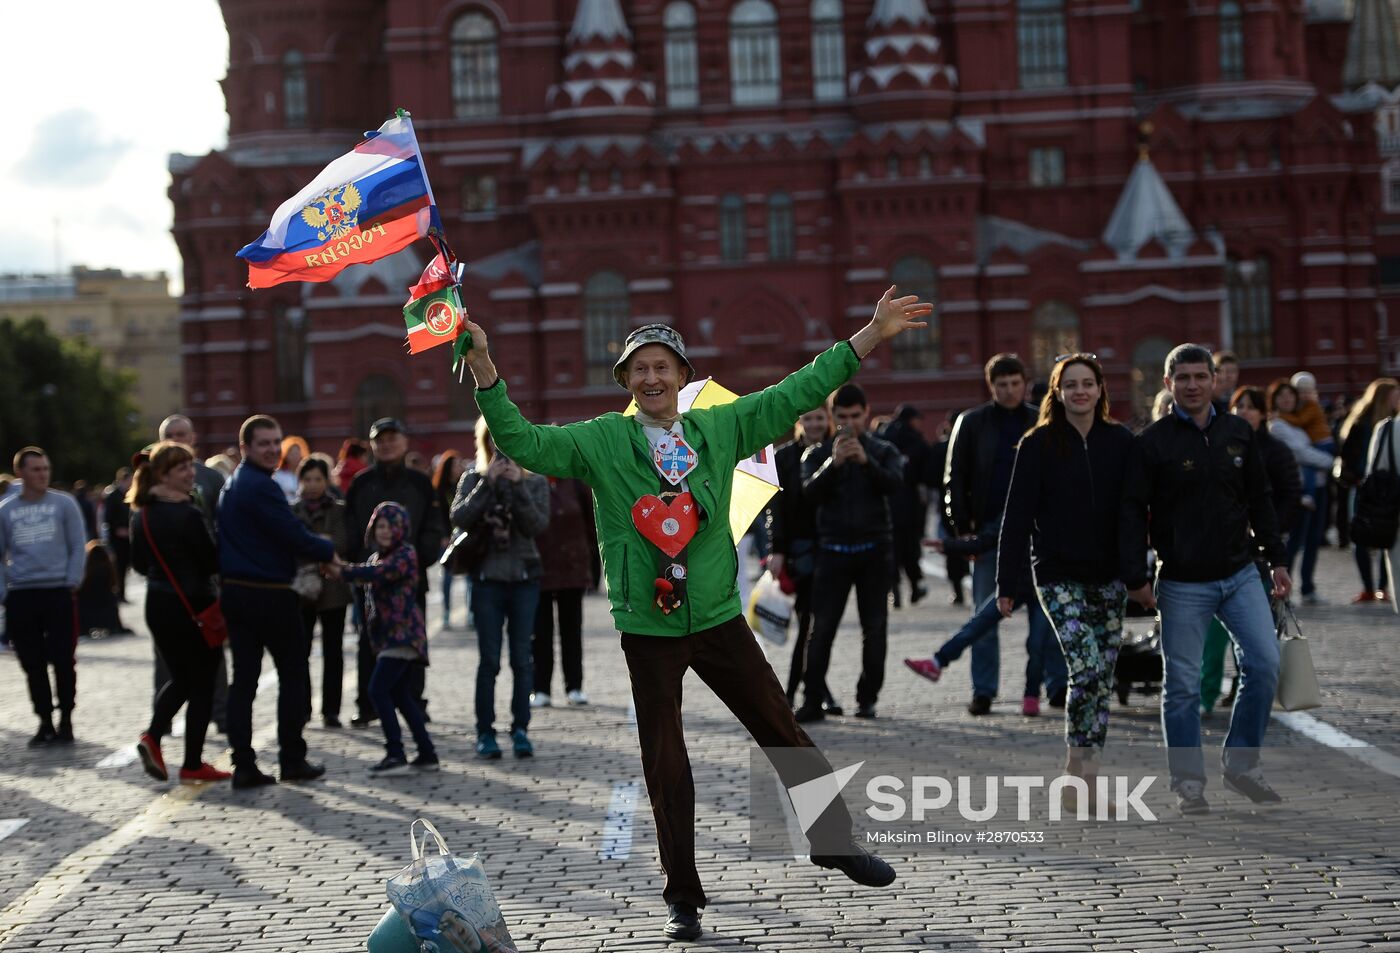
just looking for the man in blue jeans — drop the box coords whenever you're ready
[943,354,1064,714]
[1120,344,1292,815]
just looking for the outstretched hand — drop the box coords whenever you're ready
[459,315,498,388]
[850,286,935,358]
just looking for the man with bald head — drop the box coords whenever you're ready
[159,415,225,527]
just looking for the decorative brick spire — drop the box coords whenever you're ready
[548,0,653,111]
[849,0,955,96]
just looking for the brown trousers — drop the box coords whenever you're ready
[621,613,853,908]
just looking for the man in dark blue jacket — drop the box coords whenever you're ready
[219,414,338,789]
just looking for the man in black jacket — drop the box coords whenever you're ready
[877,404,930,608]
[345,417,446,727]
[1120,344,1292,816]
[943,354,1063,715]
[795,384,906,722]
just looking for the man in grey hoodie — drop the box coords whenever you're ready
[0,447,87,745]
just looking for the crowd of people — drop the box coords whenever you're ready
[2,300,1398,939]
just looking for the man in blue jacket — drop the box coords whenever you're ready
[219,415,338,789]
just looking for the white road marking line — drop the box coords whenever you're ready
[599,780,641,861]
[95,747,138,770]
[1273,710,1400,779]
[0,786,201,948]
[0,820,28,843]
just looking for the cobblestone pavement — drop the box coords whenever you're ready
[0,547,1397,952]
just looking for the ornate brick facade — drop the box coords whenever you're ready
[171,0,1397,453]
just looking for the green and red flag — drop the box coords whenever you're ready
[403,252,462,354]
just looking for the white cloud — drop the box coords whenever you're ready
[0,0,228,288]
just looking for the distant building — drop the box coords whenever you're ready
[171,0,1400,451]
[0,267,182,435]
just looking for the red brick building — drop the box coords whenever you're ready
[171,0,1400,452]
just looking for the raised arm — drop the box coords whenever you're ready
[716,287,935,459]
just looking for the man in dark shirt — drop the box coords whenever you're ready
[943,354,1065,715]
[345,417,445,727]
[794,384,906,722]
[219,415,339,789]
[1120,345,1291,816]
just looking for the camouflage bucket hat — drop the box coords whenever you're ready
[612,324,696,390]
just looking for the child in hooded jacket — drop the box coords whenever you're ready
[339,501,437,774]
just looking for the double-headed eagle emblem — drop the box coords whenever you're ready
[300,183,362,241]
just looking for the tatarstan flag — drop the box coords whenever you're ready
[403,284,462,354]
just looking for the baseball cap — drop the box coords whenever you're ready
[369,417,408,439]
[612,324,696,390]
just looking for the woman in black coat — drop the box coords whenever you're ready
[130,441,227,784]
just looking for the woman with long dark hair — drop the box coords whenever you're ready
[432,450,467,629]
[1339,378,1400,602]
[129,441,228,783]
[995,354,1134,805]
[1268,379,1335,604]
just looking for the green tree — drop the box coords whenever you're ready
[0,316,144,484]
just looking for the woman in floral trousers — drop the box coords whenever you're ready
[996,355,1134,808]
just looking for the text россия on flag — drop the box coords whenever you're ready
[235,114,440,289]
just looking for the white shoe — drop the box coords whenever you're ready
[566,689,589,706]
[530,692,552,708]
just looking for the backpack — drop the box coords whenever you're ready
[1351,420,1400,550]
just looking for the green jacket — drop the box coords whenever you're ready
[475,341,861,636]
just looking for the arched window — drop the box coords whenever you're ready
[889,256,940,370]
[452,12,500,118]
[1226,256,1273,359]
[1131,336,1173,423]
[811,0,845,101]
[355,375,405,442]
[730,0,781,106]
[282,51,307,129]
[1029,301,1081,381]
[664,2,700,107]
[1018,0,1067,89]
[274,303,306,402]
[767,193,794,261]
[1219,1,1245,82]
[720,194,747,262]
[583,272,630,386]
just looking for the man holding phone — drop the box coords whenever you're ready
[794,383,906,722]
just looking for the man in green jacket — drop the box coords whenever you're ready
[459,287,931,942]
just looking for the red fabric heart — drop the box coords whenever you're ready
[631,493,699,559]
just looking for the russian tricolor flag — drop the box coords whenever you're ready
[236,113,440,289]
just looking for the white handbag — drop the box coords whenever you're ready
[1274,600,1322,712]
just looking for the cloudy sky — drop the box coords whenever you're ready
[1,1,228,289]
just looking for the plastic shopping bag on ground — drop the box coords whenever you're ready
[385,819,519,953]
[746,570,794,645]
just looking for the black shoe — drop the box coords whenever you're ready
[891,594,902,609]
[411,752,441,772]
[322,716,342,729]
[911,584,928,605]
[1176,781,1210,815]
[1223,771,1282,804]
[855,703,877,719]
[663,903,702,941]
[967,695,992,716]
[811,843,897,887]
[231,766,278,789]
[279,761,326,783]
[368,755,409,776]
[27,723,56,748]
[55,714,74,743]
[1048,687,1067,709]
[822,696,844,716]
[793,703,825,724]
[349,712,378,729]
